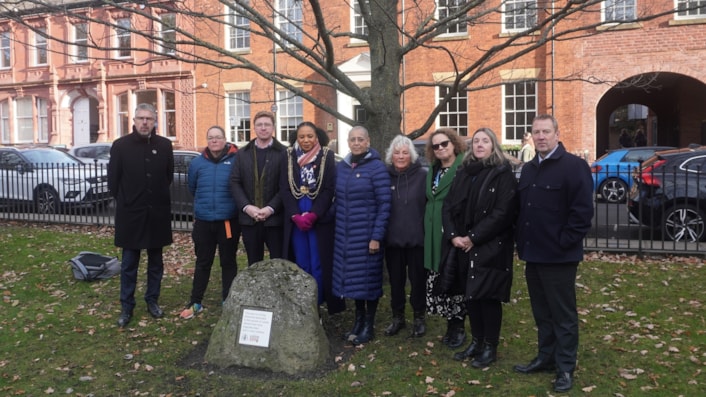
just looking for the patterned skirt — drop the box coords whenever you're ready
[425,270,466,320]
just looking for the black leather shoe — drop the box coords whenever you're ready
[513,357,556,374]
[554,372,573,393]
[453,338,482,361]
[384,316,406,336]
[117,310,132,328]
[447,328,466,349]
[147,302,164,318]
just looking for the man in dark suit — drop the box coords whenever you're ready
[514,114,593,393]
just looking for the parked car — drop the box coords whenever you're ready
[0,147,110,213]
[171,150,200,218]
[627,145,706,242]
[591,146,674,203]
[68,142,112,165]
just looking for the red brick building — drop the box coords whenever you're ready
[2,1,706,161]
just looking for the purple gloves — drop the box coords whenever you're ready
[292,212,318,232]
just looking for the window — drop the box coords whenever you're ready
[676,0,706,19]
[72,23,89,63]
[117,94,129,136]
[163,91,176,137]
[277,0,303,44]
[437,0,468,35]
[226,2,250,50]
[117,90,175,137]
[227,91,251,142]
[116,18,131,58]
[37,98,48,142]
[0,100,9,143]
[352,0,369,38]
[603,0,636,22]
[16,98,34,142]
[276,90,303,142]
[437,85,468,136]
[159,13,177,55]
[503,81,536,142]
[503,0,536,32]
[34,27,48,65]
[0,32,10,69]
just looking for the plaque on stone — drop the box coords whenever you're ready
[238,308,273,348]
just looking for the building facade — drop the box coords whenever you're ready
[2,1,706,161]
[0,1,197,150]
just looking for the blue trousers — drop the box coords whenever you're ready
[120,247,164,312]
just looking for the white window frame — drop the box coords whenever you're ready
[502,0,537,33]
[226,2,250,51]
[675,0,706,20]
[72,23,89,63]
[117,93,130,137]
[437,0,468,37]
[34,28,48,66]
[0,100,9,143]
[276,0,303,45]
[436,85,468,137]
[159,13,177,55]
[502,81,537,144]
[15,97,34,143]
[163,91,176,137]
[350,0,369,42]
[37,98,49,143]
[115,18,131,58]
[226,91,251,144]
[276,89,303,143]
[602,0,637,22]
[0,31,11,69]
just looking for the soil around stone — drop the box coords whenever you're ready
[177,311,357,381]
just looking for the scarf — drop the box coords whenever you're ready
[296,142,321,190]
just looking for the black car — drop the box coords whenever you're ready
[627,145,706,242]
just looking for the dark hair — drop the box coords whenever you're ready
[290,121,329,147]
[206,125,226,138]
[425,127,467,164]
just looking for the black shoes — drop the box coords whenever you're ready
[117,310,132,328]
[446,327,466,348]
[513,357,557,374]
[470,341,497,368]
[453,337,482,361]
[410,315,426,337]
[147,302,164,318]
[384,316,406,336]
[554,372,573,393]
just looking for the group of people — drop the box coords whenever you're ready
[107,104,593,393]
[618,126,647,148]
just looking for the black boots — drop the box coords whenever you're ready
[453,337,482,361]
[470,341,498,368]
[352,312,376,345]
[343,309,365,341]
[445,318,466,348]
[384,312,406,336]
[411,311,426,337]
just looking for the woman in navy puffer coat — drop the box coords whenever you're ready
[333,126,391,345]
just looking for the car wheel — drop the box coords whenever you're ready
[35,186,59,214]
[599,178,628,203]
[663,204,705,242]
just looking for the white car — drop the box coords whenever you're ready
[0,147,110,213]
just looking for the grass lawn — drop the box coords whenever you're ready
[1,221,705,396]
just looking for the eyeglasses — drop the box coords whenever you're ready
[432,140,450,150]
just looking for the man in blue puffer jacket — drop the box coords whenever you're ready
[180,126,241,319]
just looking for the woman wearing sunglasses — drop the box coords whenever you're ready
[423,128,467,349]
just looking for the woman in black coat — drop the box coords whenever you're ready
[439,127,518,368]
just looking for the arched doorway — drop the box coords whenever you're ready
[595,72,706,156]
